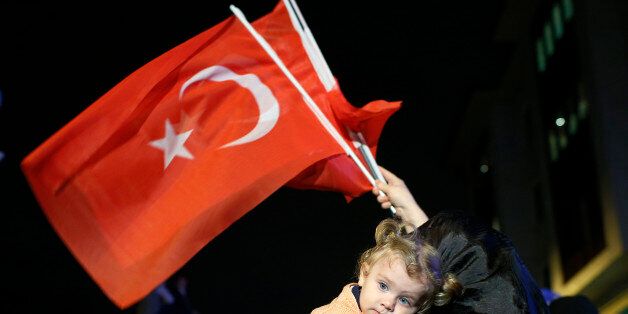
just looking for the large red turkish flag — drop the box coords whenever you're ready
[253,0,401,199]
[21,15,343,308]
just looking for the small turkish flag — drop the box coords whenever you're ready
[21,15,343,308]
[253,0,401,199]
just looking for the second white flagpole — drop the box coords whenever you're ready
[229,5,396,216]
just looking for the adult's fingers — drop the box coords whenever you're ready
[377,193,389,204]
[378,166,402,184]
[374,179,390,194]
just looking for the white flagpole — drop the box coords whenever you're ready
[282,0,396,214]
[355,131,386,181]
[283,0,335,91]
[229,5,372,182]
[283,0,336,91]
[230,5,396,216]
[349,130,396,215]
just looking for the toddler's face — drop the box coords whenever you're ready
[358,255,427,314]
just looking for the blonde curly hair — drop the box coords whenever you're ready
[358,219,442,313]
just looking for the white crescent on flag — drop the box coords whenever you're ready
[179,65,280,148]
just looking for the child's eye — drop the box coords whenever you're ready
[398,297,410,306]
[378,281,389,291]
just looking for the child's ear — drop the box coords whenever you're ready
[358,263,370,286]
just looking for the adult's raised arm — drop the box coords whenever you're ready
[372,166,429,230]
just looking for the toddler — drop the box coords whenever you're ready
[311,218,441,313]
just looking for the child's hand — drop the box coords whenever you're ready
[372,166,428,228]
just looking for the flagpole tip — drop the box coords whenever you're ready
[229,4,246,19]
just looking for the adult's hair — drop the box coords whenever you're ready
[419,211,550,313]
[358,218,441,313]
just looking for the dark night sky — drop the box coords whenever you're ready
[0,0,510,312]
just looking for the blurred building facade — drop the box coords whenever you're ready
[449,0,628,312]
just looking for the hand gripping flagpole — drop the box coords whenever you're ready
[348,130,396,216]
[230,5,396,216]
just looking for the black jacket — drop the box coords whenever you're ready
[418,211,550,314]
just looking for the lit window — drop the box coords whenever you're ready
[544,23,555,56]
[559,129,568,149]
[578,99,589,119]
[552,4,564,39]
[536,39,546,72]
[569,113,578,135]
[549,131,559,161]
[562,0,574,21]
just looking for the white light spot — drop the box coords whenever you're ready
[555,117,566,127]
[480,164,489,173]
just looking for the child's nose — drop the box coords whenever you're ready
[381,296,396,311]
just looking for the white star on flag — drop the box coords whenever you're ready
[150,119,194,170]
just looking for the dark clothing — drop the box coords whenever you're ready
[418,211,550,314]
[136,278,196,314]
[351,285,361,310]
[550,295,599,314]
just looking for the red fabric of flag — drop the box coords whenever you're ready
[253,1,401,200]
[21,16,343,308]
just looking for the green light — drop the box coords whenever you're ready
[562,0,574,21]
[559,131,568,149]
[536,39,546,72]
[549,131,558,161]
[578,99,589,119]
[552,4,564,39]
[569,113,578,135]
[544,23,555,56]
